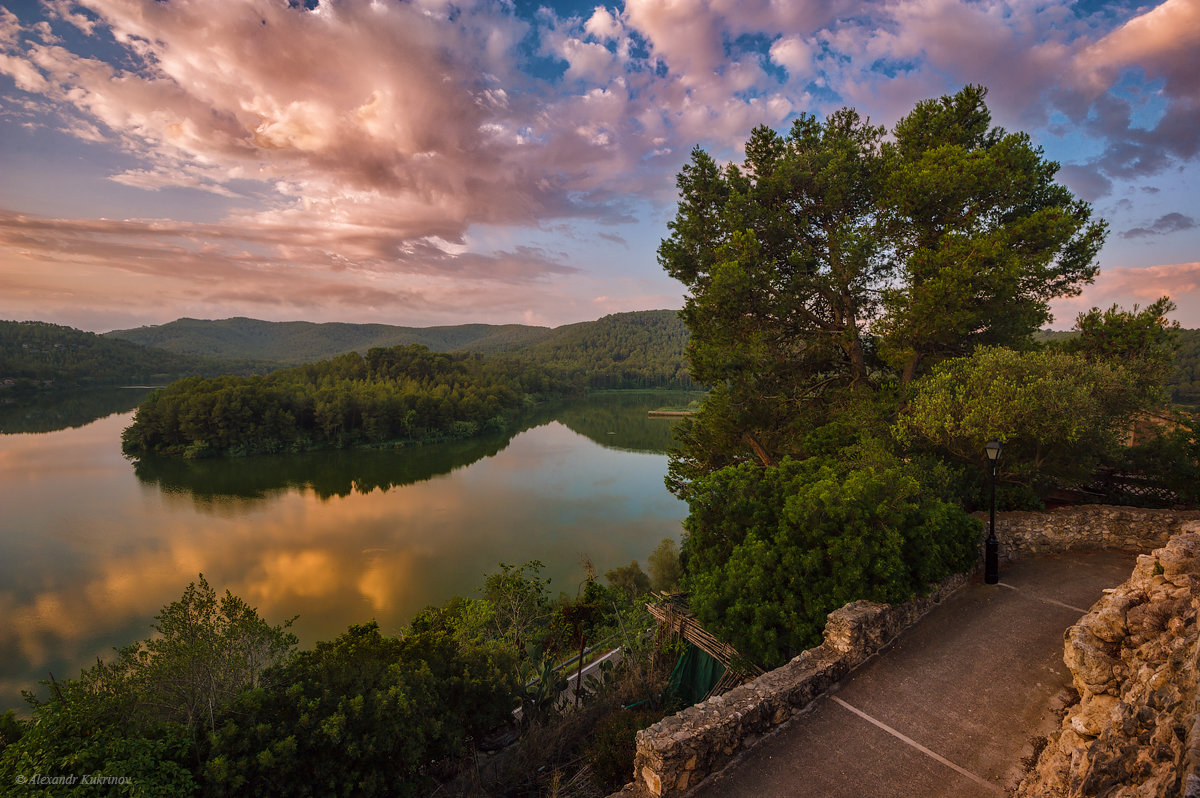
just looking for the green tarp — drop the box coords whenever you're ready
[664,642,725,707]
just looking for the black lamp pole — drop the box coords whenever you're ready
[984,439,1003,584]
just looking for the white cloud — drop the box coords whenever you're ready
[584,6,621,39]
[770,35,813,80]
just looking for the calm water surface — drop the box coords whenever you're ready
[0,391,694,711]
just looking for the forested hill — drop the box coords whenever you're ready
[104,316,555,362]
[0,320,270,390]
[1172,328,1200,405]
[105,309,696,389]
[515,310,694,388]
[1037,327,1200,406]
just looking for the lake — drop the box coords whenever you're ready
[0,390,696,712]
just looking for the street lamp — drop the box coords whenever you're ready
[984,439,1003,584]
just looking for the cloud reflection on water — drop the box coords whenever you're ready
[0,392,693,709]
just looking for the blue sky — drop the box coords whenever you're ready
[0,0,1197,331]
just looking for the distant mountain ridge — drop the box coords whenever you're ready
[104,310,696,388]
[104,316,556,362]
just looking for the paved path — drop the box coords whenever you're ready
[691,549,1138,798]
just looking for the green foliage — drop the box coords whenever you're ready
[121,344,557,457]
[0,691,199,797]
[876,86,1105,382]
[516,657,570,729]
[682,457,980,667]
[897,346,1146,490]
[0,320,271,391]
[1062,297,1179,403]
[0,710,23,753]
[1107,416,1200,505]
[1169,329,1200,406]
[660,110,886,480]
[647,538,683,593]
[586,706,662,792]
[106,310,695,389]
[515,310,697,389]
[0,575,294,796]
[660,86,1104,487]
[125,575,299,736]
[605,561,652,599]
[205,621,518,797]
[1,561,667,797]
[481,561,555,669]
[105,316,552,362]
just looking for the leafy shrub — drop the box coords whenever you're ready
[647,538,682,592]
[205,621,518,797]
[682,457,980,667]
[586,706,661,791]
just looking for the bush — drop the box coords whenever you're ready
[1108,416,1200,506]
[205,621,518,797]
[682,457,980,667]
[647,538,682,592]
[586,706,661,791]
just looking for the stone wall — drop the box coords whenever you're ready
[626,573,969,797]
[1018,525,1200,797]
[619,507,1200,798]
[993,506,1200,561]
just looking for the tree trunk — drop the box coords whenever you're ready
[900,351,920,385]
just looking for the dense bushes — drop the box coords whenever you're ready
[897,346,1146,490]
[205,621,517,797]
[682,457,980,667]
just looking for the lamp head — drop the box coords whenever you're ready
[984,439,1004,462]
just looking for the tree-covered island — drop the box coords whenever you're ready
[119,345,565,458]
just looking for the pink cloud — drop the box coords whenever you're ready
[1063,0,1200,182]
[1,0,1197,331]
[1051,262,1200,327]
[0,207,590,329]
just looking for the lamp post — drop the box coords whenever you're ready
[984,439,1003,584]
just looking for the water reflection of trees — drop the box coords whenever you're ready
[130,391,701,503]
[0,387,153,434]
[553,391,700,453]
[132,430,520,502]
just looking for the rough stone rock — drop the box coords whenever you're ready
[993,507,1200,564]
[1089,596,1131,643]
[1018,532,1200,798]
[1063,625,1121,696]
[1070,693,1120,737]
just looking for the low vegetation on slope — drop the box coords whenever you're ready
[106,310,696,388]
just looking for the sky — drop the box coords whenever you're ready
[0,0,1197,333]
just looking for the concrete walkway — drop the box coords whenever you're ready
[691,549,1138,798]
